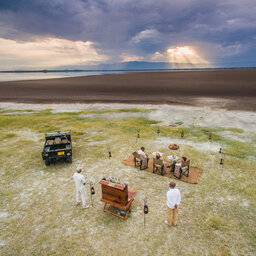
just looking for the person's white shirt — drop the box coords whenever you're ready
[176,161,187,170]
[167,188,181,209]
[73,172,86,191]
[138,149,147,159]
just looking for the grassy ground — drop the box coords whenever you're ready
[0,107,255,256]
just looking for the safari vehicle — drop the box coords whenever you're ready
[42,131,72,166]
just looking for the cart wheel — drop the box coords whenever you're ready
[45,160,50,166]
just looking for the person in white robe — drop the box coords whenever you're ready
[73,169,89,209]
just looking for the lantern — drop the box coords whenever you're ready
[91,186,95,195]
[90,182,95,207]
[144,204,149,214]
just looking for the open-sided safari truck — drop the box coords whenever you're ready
[42,131,72,166]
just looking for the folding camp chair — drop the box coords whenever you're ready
[174,160,190,179]
[132,152,149,170]
[153,158,165,176]
[132,152,143,169]
[181,160,190,177]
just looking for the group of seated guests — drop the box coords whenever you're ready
[137,147,187,172]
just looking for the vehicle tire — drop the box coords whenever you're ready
[67,157,72,164]
[45,160,50,166]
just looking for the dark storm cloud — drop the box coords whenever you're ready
[0,0,255,63]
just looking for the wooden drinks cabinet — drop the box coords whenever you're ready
[99,180,136,220]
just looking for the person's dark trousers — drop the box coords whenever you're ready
[171,161,177,172]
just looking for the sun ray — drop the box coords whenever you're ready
[166,46,210,68]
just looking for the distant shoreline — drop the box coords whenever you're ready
[0,69,255,111]
[0,67,255,73]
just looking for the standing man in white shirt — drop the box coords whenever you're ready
[73,168,89,209]
[165,181,181,226]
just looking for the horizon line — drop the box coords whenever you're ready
[1,67,256,73]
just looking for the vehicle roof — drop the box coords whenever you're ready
[45,131,71,137]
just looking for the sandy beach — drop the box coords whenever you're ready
[0,69,256,111]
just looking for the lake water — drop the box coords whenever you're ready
[0,68,236,82]
[0,71,130,82]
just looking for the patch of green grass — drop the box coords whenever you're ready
[3,133,17,139]
[205,214,225,230]
[73,108,150,115]
[224,140,255,159]
[116,108,150,113]
[91,134,107,141]
[224,127,244,133]
[35,109,53,116]
[0,109,35,114]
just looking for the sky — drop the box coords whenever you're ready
[0,0,256,70]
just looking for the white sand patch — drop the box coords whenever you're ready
[215,197,225,203]
[85,129,99,135]
[0,211,9,219]
[194,97,234,108]
[1,102,255,130]
[223,196,250,207]
[216,131,250,142]
[0,168,5,176]
[154,137,220,152]
[148,105,256,130]
[0,238,6,247]
[0,102,153,112]
[15,130,41,142]
[74,160,86,170]
[12,171,56,207]
[240,199,249,207]
[227,195,238,201]
[87,140,111,146]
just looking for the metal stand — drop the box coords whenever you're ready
[220,153,225,167]
[219,142,223,154]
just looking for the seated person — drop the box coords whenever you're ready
[155,153,166,170]
[155,153,163,160]
[171,156,187,172]
[138,147,148,158]
[138,147,149,169]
